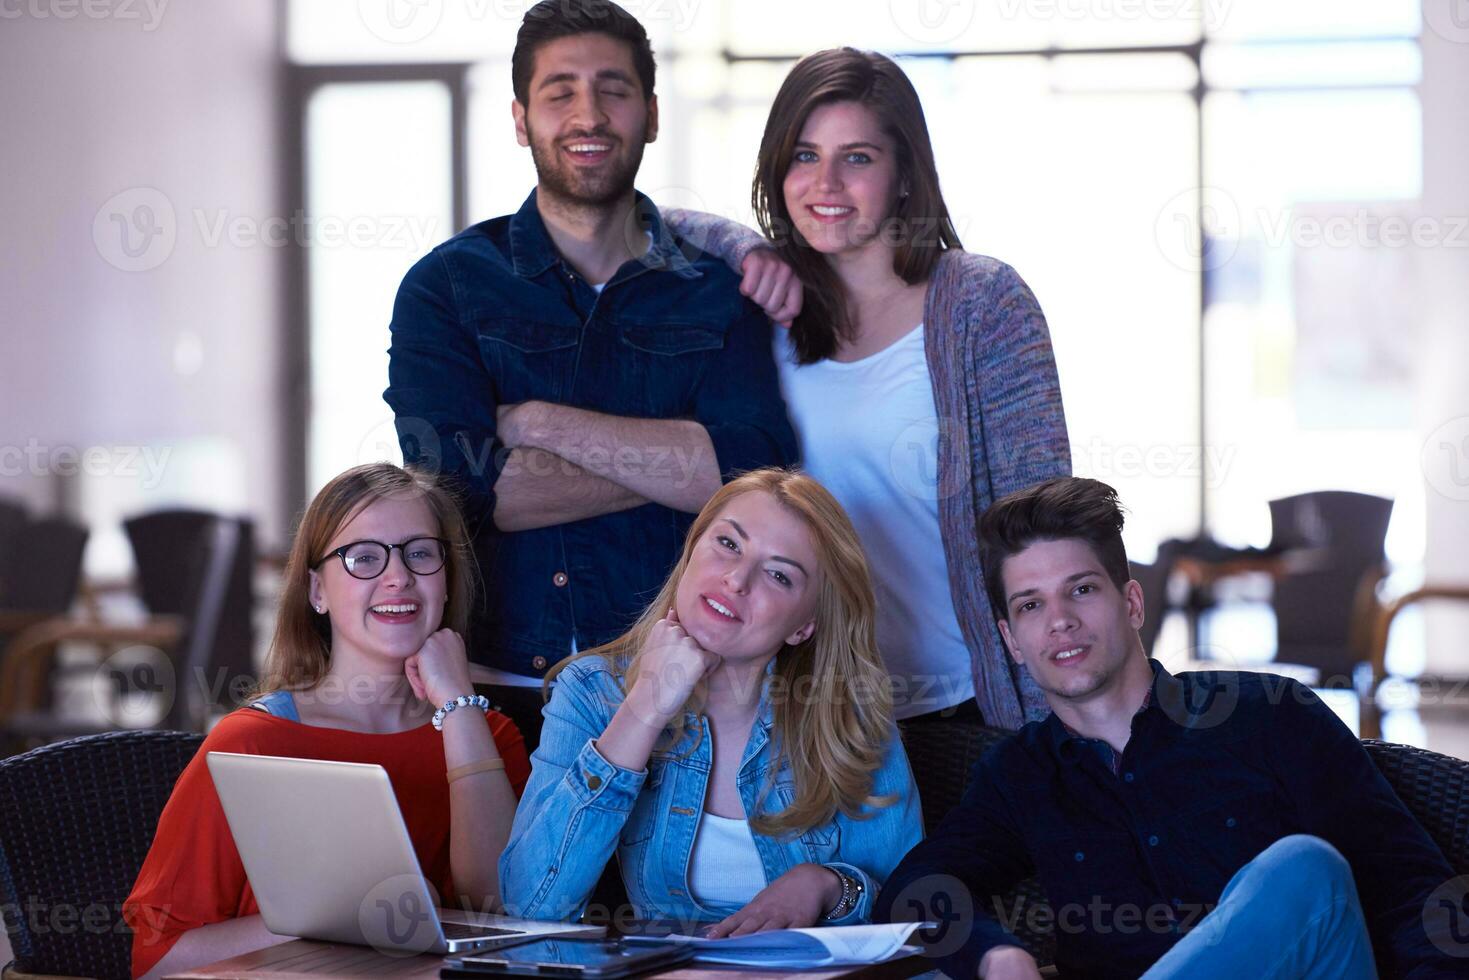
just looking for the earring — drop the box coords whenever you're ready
[314,604,323,614]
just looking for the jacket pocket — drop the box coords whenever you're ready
[478,317,580,354]
[617,319,726,357]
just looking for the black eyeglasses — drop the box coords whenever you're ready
[313,537,449,580]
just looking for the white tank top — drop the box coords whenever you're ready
[686,811,765,911]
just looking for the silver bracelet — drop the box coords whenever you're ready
[822,868,863,920]
[432,693,490,731]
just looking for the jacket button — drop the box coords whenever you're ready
[586,774,602,790]
[531,655,548,671]
[553,571,569,587]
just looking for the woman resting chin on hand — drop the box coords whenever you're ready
[499,468,922,933]
[122,464,531,979]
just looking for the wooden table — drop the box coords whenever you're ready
[165,938,933,980]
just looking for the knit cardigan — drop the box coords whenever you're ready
[665,210,1071,728]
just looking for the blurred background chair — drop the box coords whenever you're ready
[0,729,203,980]
[1359,583,1469,739]
[0,510,255,749]
[1267,492,1394,687]
[1129,557,1173,658]
[0,511,90,642]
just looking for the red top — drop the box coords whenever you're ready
[123,705,529,977]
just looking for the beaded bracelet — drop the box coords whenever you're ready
[822,868,864,920]
[432,693,490,731]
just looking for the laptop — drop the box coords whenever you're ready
[207,751,605,955]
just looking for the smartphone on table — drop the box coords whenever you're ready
[441,937,695,978]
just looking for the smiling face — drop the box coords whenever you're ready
[781,100,904,257]
[512,32,657,209]
[672,490,821,665]
[995,538,1146,705]
[308,494,447,669]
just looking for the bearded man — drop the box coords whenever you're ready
[385,0,796,744]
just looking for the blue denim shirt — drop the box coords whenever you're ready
[385,191,798,675]
[499,655,924,925]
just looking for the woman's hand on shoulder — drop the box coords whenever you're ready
[703,862,840,938]
[405,628,473,707]
[626,608,721,727]
[739,248,803,328]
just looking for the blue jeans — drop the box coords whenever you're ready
[1144,835,1376,979]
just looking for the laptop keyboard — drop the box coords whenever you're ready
[441,922,522,941]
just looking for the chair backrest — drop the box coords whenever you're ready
[0,497,27,567]
[1268,491,1393,557]
[898,718,1055,963]
[0,516,89,614]
[1129,559,1170,657]
[124,511,255,728]
[1362,739,1469,874]
[1268,492,1393,679]
[0,730,203,980]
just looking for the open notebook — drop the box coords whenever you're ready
[624,922,929,967]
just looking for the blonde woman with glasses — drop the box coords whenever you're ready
[500,468,921,935]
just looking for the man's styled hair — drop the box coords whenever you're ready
[511,0,657,105]
[978,477,1132,621]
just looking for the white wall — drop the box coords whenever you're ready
[1419,8,1469,676]
[0,0,287,571]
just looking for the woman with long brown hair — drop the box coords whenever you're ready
[667,48,1070,731]
[123,463,531,978]
[499,468,920,932]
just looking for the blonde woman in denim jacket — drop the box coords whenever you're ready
[499,469,922,933]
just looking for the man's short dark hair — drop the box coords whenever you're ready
[511,0,657,106]
[978,477,1132,621]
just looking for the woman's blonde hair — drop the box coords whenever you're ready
[254,463,476,696]
[547,468,896,837]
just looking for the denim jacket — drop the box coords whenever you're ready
[499,655,923,925]
[385,190,798,675]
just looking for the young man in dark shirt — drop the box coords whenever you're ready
[878,477,1462,979]
[385,0,796,720]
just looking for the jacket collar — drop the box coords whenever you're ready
[508,187,702,282]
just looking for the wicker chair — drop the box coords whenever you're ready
[897,720,1469,970]
[0,730,203,980]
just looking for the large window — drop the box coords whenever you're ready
[288,0,1424,583]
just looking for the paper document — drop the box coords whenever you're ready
[624,921,929,967]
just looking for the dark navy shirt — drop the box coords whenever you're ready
[877,661,1460,979]
[385,190,797,676]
